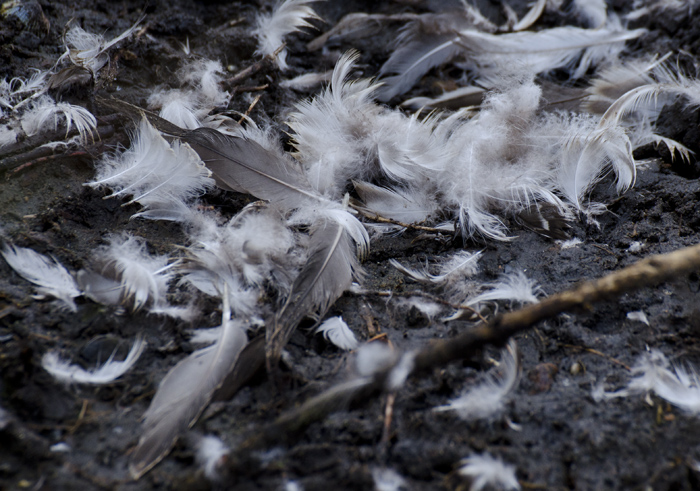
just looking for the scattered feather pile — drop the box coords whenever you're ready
[42,337,145,384]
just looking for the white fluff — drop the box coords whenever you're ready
[467,272,541,307]
[89,117,214,221]
[372,467,408,491]
[315,316,359,350]
[626,310,649,325]
[435,341,519,421]
[457,453,520,491]
[597,350,700,415]
[2,244,81,312]
[195,435,229,481]
[42,337,145,384]
[254,0,321,70]
[96,234,176,311]
[20,96,96,143]
[63,20,141,74]
[391,251,480,287]
[183,206,296,315]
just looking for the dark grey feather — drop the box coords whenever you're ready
[266,220,360,370]
[129,303,248,479]
[182,127,323,210]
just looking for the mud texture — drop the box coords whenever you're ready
[2,1,700,490]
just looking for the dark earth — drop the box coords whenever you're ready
[3,0,700,489]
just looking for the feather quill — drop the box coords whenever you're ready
[42,337,145,385]
[266,220,361,370]
[2,244,81,312]
[129,293,248,479]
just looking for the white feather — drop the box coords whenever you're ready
[597,350,700,414]
[20,95,96,142]
[372,468,408,491]
[254,0,321,70]
[96,234,176,311]
[195,435,229,481]
[63,19,141,74]
[457,454,520,491]
[315,316,359,350]
[434,341,520,421]
[467,271,542,307]
[457,21,645,80]
[88,117,214,220]
[391,251,481,287]
[2,244,81,312]
[42,337,145,385]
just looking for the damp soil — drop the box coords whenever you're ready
[2,1,700,490]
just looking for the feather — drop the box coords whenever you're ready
[434,341,520,421]
[63,18,141,74]
[194,435,229,481]
[353,180,439,226]
[181,204,296,316]
[582,54,672,114]
[182,126,327,209]
[315,316,359,350]
[400,85,485,110]
[253,0,321,70]
[76,269,123,306]
[467,271,541,307]
[571,0,607,28]
[129,294,248,479]
[555,121,636,211]
[95,233,176,311]
[266,219,361,370]
[307,12,417,51]
[280,71,333,91]
[626,310,650,325]
[456,22,645,80]
[88,117,214,220]
[376,18,463,102]
[372,468,408,491]
[2,243,81,312]
[20,95,96,142]
[393,251,480,286]
[42,337,145,385]
[457,454,520,491]
[512,0,547,31]
[376,9,496,101]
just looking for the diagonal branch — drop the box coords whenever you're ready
[221,242,700,476]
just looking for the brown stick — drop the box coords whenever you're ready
[222,242,700,473]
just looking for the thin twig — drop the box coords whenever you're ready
[237,93,263,124]
[225,44,286,86]
[222,242,700,474]
[352,206,451,233]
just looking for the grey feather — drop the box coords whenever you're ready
[266,220,361,370]
[129,296,248,479]
[183,127,326,210]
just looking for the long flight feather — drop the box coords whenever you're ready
[129,292,248,479]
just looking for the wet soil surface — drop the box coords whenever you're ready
[2,1,700,490]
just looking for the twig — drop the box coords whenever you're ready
[352,206,451,233]
[237,93,263,124]
[222,242,700,474]
[225,44,286,86]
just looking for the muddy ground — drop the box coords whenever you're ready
[2,0,700,490]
